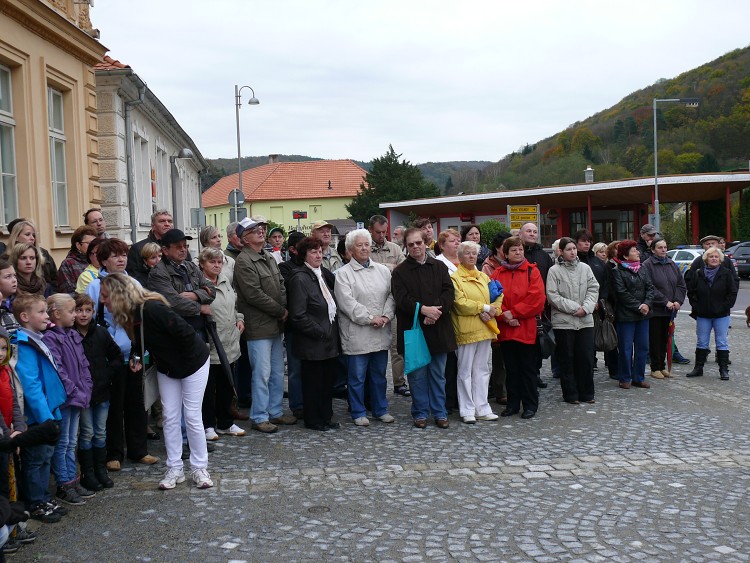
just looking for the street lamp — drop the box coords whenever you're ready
[652,97,699,232]
[235,85,260,221]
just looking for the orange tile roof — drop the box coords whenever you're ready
[202,159,368,208]
[93,55,130,70]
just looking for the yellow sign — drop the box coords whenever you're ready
[509,221,525,229]
[508,205,538,213]
[509,213,539,222]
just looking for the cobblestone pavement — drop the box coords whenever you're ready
[24,316,750,561]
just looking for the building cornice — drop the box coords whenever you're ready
[0,0,106,65]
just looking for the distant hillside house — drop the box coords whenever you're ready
[203,158,367,236]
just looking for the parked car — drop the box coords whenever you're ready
[666,248,703,276]
[726,241,750,278]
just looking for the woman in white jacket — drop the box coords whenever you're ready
[334,229,396,427]
[546,237,599,405]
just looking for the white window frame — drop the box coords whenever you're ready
[0,65,18,226]
[48,87,68,227]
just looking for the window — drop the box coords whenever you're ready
[48,87,68,227]
[618,210,634,240]
[569,211,587,235]
[0,66,18,226]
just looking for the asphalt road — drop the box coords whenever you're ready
[21,320,750,562]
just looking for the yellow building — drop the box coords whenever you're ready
[203,158,367,235]
[0,0,106,258]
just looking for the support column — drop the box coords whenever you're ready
[691,202,700,244]
[587,194,592,233]
[726,185,732,241]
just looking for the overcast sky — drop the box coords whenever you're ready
[92,1,750,165]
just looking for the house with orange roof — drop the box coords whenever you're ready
[95,55,208,244]
[203,157,367,235]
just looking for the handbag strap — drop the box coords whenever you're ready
[412,301,421,330]
[139,303,146,361]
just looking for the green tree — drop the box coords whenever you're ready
[201,162,227,192]
[346,145,439,223]
[478,220,509,247]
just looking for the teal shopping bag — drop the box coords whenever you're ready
[404,302,432,374]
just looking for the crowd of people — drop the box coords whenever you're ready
[0,207,740,555]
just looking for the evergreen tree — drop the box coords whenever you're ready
[346,145,439,222]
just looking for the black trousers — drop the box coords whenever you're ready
[649,316,671,371]
[106,368,148,462]
[301,358,337,428]
[489,343,507,399]
[500,340,539,413]
[444,351,459,411]
[202,362,235,430]
[554,327,595,403]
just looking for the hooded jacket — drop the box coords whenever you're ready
[43,325,93,409]
[546,256,599,330]
[450,264,502,346]
[15,328,65,425]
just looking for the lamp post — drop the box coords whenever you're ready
[235,84,260,221]
[652,97,699,232]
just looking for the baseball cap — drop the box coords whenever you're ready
[640,224,657,235]
[311,220,333,231]
[236,216,269,238]
[160,229,193,246]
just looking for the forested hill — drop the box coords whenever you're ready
[448,44,750,195]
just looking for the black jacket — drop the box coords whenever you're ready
[685,265,738,319]
[642,257,686,317]
[79,324,124,405]
[279,257,303,286]
[578,250,609,301]
[524,243,553,285]
[287,266,339,361]
[611,263,655,322]
[133,300,209,379]
[636,237,654,263]
[391,256,457,356]
[127,231,160,287]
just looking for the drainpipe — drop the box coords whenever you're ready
[122,85,146,244]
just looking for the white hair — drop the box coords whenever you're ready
[457,240,479,257]
[345,229,372,250]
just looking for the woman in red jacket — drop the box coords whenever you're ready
[491,237,546,419]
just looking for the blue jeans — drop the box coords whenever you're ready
[247,336,284,423]
[407,353,448,421]
[79,401,110,450]
[285,330,303,412]
[20,443,54,506]
[696,316,730,350]
[347,350,389,419]
[616,319,649,383]
[52,406,80,485]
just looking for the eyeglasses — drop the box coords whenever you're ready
[406,240,424,248]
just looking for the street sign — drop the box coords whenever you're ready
[507,204,540,230]
[356,222,364,229]
[230,207,247,222]
[228,189,245,206]
[293,210,307,219]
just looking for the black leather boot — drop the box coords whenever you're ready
[93,446,114,488]
[78,448,103,492]
[686,348,709,378]
[717,349,730,381]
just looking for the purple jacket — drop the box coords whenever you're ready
[43,325,93,409]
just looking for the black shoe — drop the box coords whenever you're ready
[14,528,37,544]
[46,499,69,516]
[332,388,348,400]
[30,503,61,523]
[74,482,96,498]
[500,408,519,417]
[56,485,85,506]
[536,376,547,389]
[2,540,20,554]
[521,410,536,419]
[306,424,330,431]
[325,422,341,430]
[393,384,411,397]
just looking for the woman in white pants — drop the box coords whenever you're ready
[450,241,502,424]
[100,273,213,490]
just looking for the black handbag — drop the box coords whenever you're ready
[536,315,556,359]
[594,300,618,352]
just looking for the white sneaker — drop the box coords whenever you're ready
[217,424,246,437]
[378,413,395,423]
[205,427,219,441]
[462,415,477,424]
[192,468,214,489]
[158,467,185,490]
[476,413,499,421]
[353,416,370,426]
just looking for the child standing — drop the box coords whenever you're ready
[13,294,67,523]
[0,259,19,337]
[74,294,123,491]
[43,294,93,506]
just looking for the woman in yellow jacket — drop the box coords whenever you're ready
[451,241,502,424]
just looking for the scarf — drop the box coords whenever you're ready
[305,263,336,323]
[653,255,670,265]
[621,260,641,273]
[459,264,480,278]
[500,258,527,271]
[704,265,719,285]
[17,273,46,296]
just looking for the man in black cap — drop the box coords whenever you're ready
[147,228,215,337]
[636,223,658,263]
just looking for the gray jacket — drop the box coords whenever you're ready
[546,257,599,330]
[147,258,215,320]
[207,273,243,364]
[233,246,287,340]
